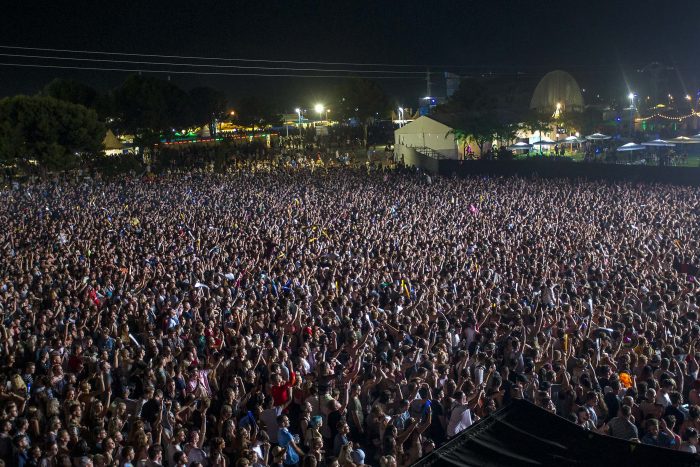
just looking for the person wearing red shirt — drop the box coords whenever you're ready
[270,370,296,409]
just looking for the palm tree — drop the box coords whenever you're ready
[522,111,553,154]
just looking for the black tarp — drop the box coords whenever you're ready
[413,399,700,467]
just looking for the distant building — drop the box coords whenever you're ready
[530,70,584,114]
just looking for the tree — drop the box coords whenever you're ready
[439,78,498,114]
[336,79,390,147]
[185,86,227,129]
[559,107,603,136]
[521,111,553,153]
[41,79,99,109]
[0,95,105,172]
[112,75,188,144]
[441,79,522,158]
[447,112,503,157]
[235,96,281,131]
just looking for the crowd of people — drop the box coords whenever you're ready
[1,164,699,467]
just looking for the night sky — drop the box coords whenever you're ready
[0,0,698,109]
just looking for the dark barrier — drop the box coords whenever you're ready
[413,399,700,467]
[419,159,700,186]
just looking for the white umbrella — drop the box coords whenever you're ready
[642,139,676,147]
[669,136,700,144]
[529,136,557,153]
[691,134,700,140]
[507,142,532,151]
[616,142,646,152]
[529,136,555,144]
[563,135,583,143]
[586,133,611,141]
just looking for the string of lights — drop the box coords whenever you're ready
[635,111,700,122]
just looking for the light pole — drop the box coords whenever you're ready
[295,108,302,147]
[398,107,404,127]
[555,102,562,144]
[314,104,324,124]
[628,92,635,137]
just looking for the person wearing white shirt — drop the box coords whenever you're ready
[447,391,473,438]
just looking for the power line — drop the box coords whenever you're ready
[0,45,696,75]
[0,44,430,68]
[0,62,424,79]
[0,52,426,74]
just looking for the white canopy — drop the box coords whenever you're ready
[529,136,555,143]
[669,136,700,144]
[616,142,646,152]
[642,139,676,147]
[563,135,583,143]
[585,133,611,141]
[507,142,532,151]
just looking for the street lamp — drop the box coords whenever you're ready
[295,108,303,146]
[628,92,635,137]
[554,103,562,144]
[398,107,404,127]
[314,103,324,123]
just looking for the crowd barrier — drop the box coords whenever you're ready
[415,158,700,186]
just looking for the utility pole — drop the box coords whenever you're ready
[426,68,432,97]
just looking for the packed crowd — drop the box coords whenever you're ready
[1,166,700,467]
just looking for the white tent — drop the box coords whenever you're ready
[642,139,675,147]
[563,135,583,143]
[669,136,700,144]
[394,115,461,163]
[507,142,532,151]
[529,136,555,144]
[102,130,124,156]
[616,142,646,152]
[199,125,211,138]
[586,133,611,141]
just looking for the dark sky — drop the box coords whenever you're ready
[0,0,698,109]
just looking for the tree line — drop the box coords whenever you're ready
[0,75,392,173]
[438,78,604,157]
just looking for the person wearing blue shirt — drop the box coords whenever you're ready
[13,435,29,467]
[277,415,303,466]
[641,418,676,448]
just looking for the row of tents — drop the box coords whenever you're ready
[507,133,700,152]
